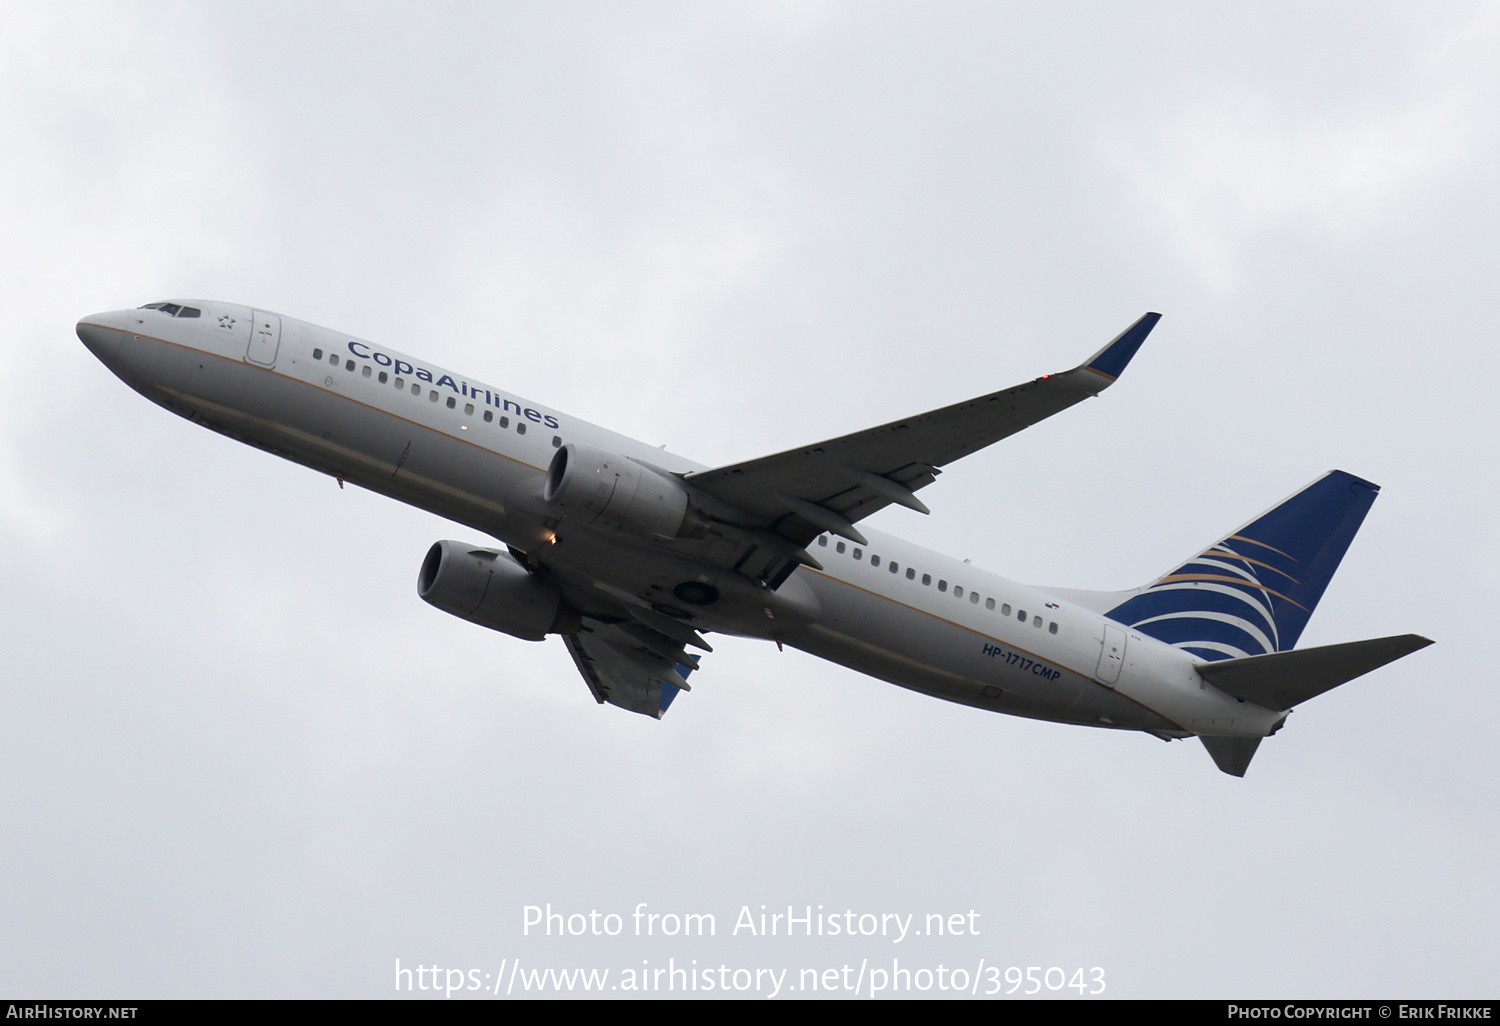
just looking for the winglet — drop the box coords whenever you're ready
[1081,312,1161,381]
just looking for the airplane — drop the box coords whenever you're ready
[75,301,1431,776]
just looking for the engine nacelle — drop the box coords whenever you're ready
[543,442,699,539]
[417,541,573,641]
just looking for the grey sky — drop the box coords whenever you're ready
[1,1,1495,997]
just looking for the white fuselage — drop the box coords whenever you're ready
[77,302,1280,739]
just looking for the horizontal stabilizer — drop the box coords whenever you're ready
[1197,633,1433,711]
[1200,735,1262,777]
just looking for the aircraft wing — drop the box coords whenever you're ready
[562,618,700,719]
[685,313,1160,548]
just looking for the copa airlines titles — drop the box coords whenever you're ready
[342,340,560,430]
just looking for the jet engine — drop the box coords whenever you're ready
[543,442,703,539]
[417,541,574,641]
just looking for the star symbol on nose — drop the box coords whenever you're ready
[218,315,236,328]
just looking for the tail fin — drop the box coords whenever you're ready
[1106,470,1379,661]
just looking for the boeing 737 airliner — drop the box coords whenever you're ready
[76,302,1430,776]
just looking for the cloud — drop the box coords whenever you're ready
[1108,7,1500,289]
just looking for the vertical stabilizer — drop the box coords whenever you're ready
[1106,471,1379,662]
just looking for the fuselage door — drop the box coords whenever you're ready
[247,311,281,366]
[1096,622,1127,686]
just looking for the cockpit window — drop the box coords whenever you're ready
[140,302,200,317]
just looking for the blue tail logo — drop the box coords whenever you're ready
[1106,471,1380,661]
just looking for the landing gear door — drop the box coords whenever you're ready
[247,311,281,367]
[1096,622,1127,686]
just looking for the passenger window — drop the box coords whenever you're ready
[464,403,475,415]
[499,416,509,428]
[411,383,420,395]
[985,598,995,610]
[1033,616,1043,628]
[429,391,439,403]
[395,377,404,389]
[889,562,899,574]
[922,574,931,586]
[906,568,915,580]
[836,542,846,554]
[870,555,880,567]
[1017,609,1027,621]
[552,436,561,448]
[378,371,388,384]
[345,359,355,371]
[329,353,339,365]
[1048,622,1058,634]
[517,423,526,435]
[312,348,323,360]
[954,586,964,598]
[1001,603,1011,616]
[817,536,827,547]
[970,592,980,604]
[938,580,947,592]
[853,548,862,561]
[362,365,371,378]
[483,410,493,422]
[445,397,456,409]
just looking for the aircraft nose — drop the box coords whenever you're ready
[77,311,125,363]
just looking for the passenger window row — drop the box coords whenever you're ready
[816,535,1059,633]
[312,346,562,448]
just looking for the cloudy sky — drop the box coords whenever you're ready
[2,1,1496,999]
